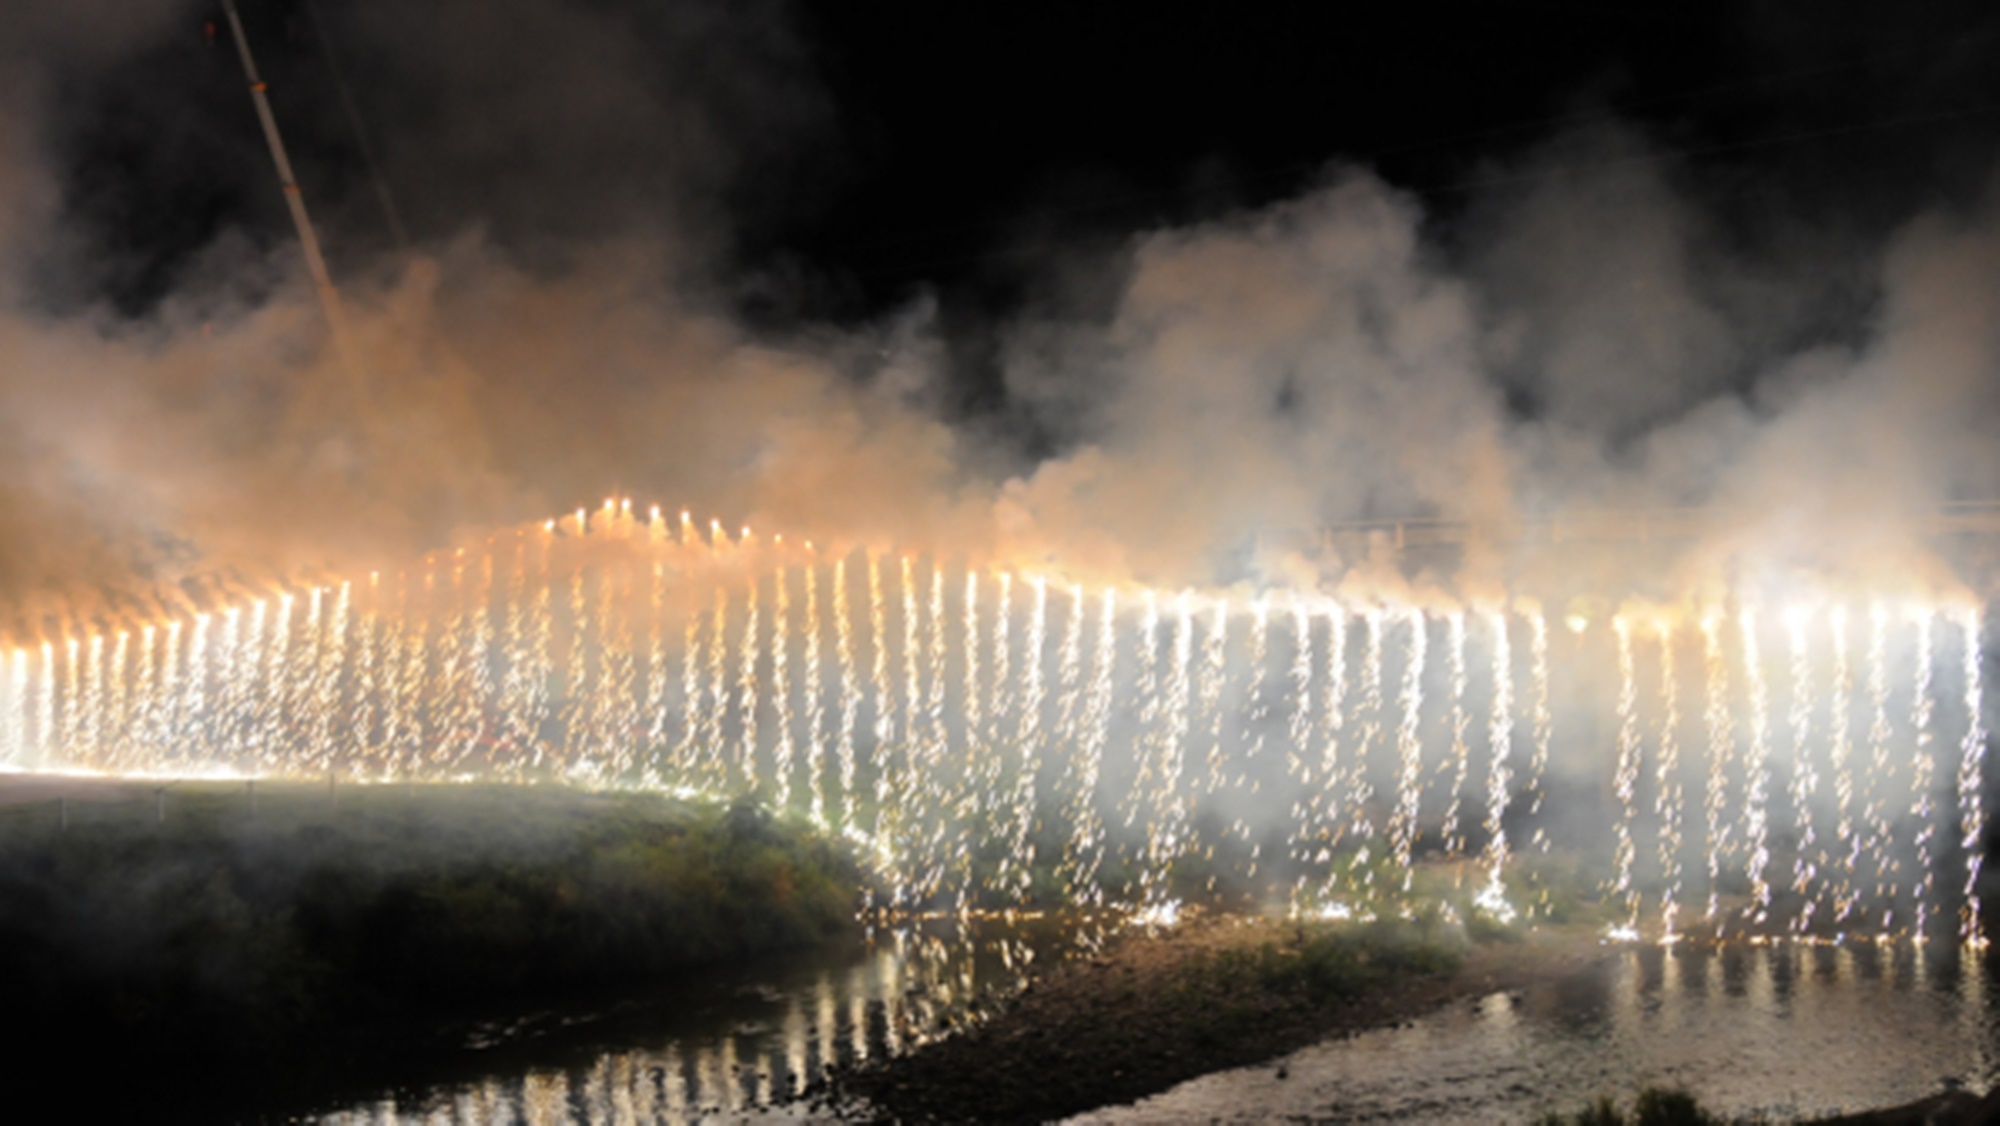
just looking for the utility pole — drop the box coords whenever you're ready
[218,0,365,393]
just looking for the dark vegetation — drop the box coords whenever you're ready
[0,781,866,1116]
[1537,1088,1723,1126]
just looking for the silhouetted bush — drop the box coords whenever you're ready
[1536,1087,1721,1126]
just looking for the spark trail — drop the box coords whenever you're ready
[1742,609,1775,924]
[0,504,1990,941]
[1390,609,1427,879]
[1613,616,1642,925]
[1655,621,1683,940]
[1478,609,1514,917]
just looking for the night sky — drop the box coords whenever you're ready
[53,2,2000,324]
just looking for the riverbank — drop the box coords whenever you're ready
[0,776,867,1118]
[813,907,1609,1123]
[1534,1084,2000,1124]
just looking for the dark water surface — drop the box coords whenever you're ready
[1072,940,1999,1124]
[300,936,1996,1123]
[299,916,1095,1124]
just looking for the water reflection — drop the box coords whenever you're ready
[1075,941,2000,1125]
[308,916,1102,1124]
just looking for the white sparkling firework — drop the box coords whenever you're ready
[1611,616,1641,923]
[106,629,131,770]
[4,648,26,766]
[868,553,895,827]
[958,570,985,903]
[1315,602,1348,866]
[705,583,730,782]
[1481,609,1514,912]
[1127,591,1161,832]
[1526,607,1553,842]
[990,572,1012,761]
[1741,608,1774,922]
[1828,605,1856,920]
[80,633,104,767]
[607,563,638,778]
[1286,595,1315,893]
[738,577,761,792]
[1053,582,1086,806]
[805,557,826,824]
[7,501,1990,940]
[1199,599,1229,803]
[835,558,861,831]
[316,584,350,774]
[923,565,947,903]
[1391,609,1427,877]
[1700,611,1733,925]
[1143,595,1195,906]
[1007,575,1048,901]
[1957,607,1986,945]
[1065,588,1116,906]
[1288,596,1314,780]
[212,609,239,768]
[1912,608,1938,935]
[1866,602,1893,925]
[1655,620,1683,940]
[1441,610,1470,856]
[1351,609,1384,859]
[1785,605,1819,929]
[133,628,157,770]
[771,563,794,809]
[40,641,58,768]
[189,612,217,765]
[1242,599,1271,791]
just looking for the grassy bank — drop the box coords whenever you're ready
[0,779,866,1107]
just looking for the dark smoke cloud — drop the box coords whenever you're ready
[340,0,832,266]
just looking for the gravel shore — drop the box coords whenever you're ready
[809,912,1609,1124]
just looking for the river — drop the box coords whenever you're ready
[297,915,1097,1123]
[297,933,1996,1123]
[1073,939,1998,1123]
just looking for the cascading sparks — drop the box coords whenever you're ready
[1741,608,1775,924]
[1957,606,1986,946]
[1828,606,1856,922]
[1786,605,1819,934]
[1477,608,1514,919]
[1701,610,1733,928]
[1390,609,1427,879]
[1441,610,1471,857]
[1654,620,1683,940]
[1612,616,1642,925]
[2,502,1991,943]
[1912,608,1938,936]
[1526,606,1552,851]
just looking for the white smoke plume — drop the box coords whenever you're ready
[1,0,1998,643]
